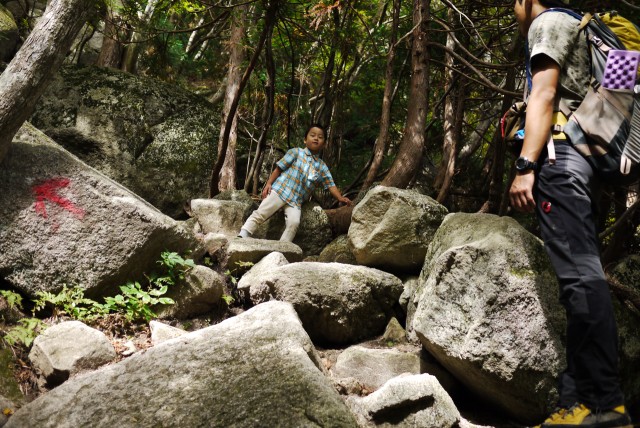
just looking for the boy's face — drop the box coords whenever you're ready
[305,127,325,154]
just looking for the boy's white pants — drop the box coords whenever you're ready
[241,190,301,242]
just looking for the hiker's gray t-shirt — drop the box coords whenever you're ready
[528,11,590,112]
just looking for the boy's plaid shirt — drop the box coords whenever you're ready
[271,147,335,208]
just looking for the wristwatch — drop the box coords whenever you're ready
[515,156,538,172]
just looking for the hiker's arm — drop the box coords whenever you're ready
[262,167,282,199]
[328,186,352,206]
[510,55,560,213]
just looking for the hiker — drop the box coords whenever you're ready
[509,1,632,427]
[238,124,352,241]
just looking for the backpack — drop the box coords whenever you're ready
[503,9,640,183]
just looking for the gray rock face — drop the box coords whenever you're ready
[611,255,640,292]
[318,234,357,264]
[30,65,219,218]
[0,4,18,62]
[0,349,23,409]
[248,262,403,345]
[347,374,460,428]
[28,321,116,387]
[0,124,199,296]
[156,265,226,319]
[412,213,565,425]
[187,198,253,238]
[149,321,187,346]
[610,255,640,411]
[225,238,303,273]
[7,301,358,428]
[348,186,448,272]
[614,298,640,414]
[237,251,289,291]
[332,345,422,391]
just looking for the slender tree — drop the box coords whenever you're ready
[208,0,279,197]
[218,3,248,191]
[381,0,431,188]
[361,0,400,193]
[0,0,97,163]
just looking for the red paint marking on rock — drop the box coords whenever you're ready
[32,178,85,220]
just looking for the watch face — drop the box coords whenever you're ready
[515,157,535,171]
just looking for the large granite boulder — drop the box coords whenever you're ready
[347,374,461,428]
[155,265,226,319]
[5,301,358,428]
[245,262,403,345]
[30,65,219,218]
[237,252,289,292]
[318,234,357,264]
[0,123,200,296]
[28,321,116,387]
[0,4,18,62]
[0,348,23,412]
[225,238,303,272]
[615,298,640,419]
[187,197,254,238]
[412,213,565,425]
[348,186,448,272]
[332,345,423,391]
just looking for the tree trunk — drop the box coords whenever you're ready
[381,0,431,189]
[121,0,159,74]
[360,0,400,194]
[435,8,458,203]
[0,0,96,163]
[97,7,124,69]
[218,3,248,191]
[246,20,276,194]
[208,0,279,197]
[324,205,354,235]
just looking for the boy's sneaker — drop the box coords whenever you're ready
[237,229,252,238]
[539,403,632,428]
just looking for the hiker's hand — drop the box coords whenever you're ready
[509,171,536,213]
[261,184,272,199]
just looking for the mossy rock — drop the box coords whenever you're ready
[0,4,18,62]
[31,65,220,218]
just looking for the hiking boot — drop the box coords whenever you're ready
[540,403,632,428]
[534,406,569,428]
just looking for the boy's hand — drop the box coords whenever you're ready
[338,196,353,206]
[261,184,272,199]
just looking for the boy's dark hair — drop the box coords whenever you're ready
[540,0,571,7]
[304,123,326,139]
[517,0,572,6]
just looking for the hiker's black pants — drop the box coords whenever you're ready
[535,140,624,410]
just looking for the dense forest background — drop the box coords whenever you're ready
[2,0,640,265]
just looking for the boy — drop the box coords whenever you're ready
[509,0,631,427]
[238,124,351,241]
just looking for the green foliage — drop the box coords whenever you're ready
[95,251,194,322]
[3,318,46,348]
[99,281,174,322]
[0,290,23,311]
[33,285,103,321]
[224,261,254,286]
[221,294,234,306]
[1,252,195,350]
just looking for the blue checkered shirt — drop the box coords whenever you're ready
[271,147,335,208]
